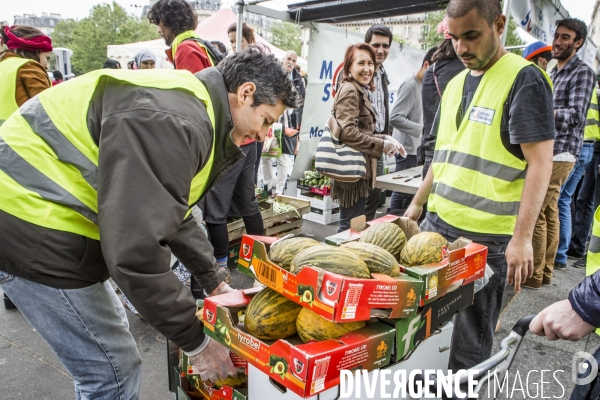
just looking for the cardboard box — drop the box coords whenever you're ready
[325,215,487,305]
[303,207,340,225]
[265,217,303,236]
[227,202,274,241]
[237,235,423,322]
[203,289,395,399]
[180,351,248,400]
[271,195,311,223]
[383,282,474,362]
[296,183,331,196]
[296,192,338,210]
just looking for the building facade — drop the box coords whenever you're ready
[590,0,600,71]
[335,13,429,49]
[13,13,63,36]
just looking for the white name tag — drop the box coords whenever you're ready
[468,106,495,125]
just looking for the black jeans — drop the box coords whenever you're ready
[570,144,600,255]
[364,158,384,221]
[338,197,367,232]
[389,154,418,211]
[207,212,264,260]
[421,218,508,372]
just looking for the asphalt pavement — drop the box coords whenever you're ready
[0,203,596,399]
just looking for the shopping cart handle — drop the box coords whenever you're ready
[511,314,536,337]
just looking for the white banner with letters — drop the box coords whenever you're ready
[291,23,425,179]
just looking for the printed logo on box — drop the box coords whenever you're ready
[293,358,305,375]
[325,280,338,296]
[376,340,389,359]
[205,310,215,324]
[474,253,484,270]
[241,242,252,259]
[406,288,417,307]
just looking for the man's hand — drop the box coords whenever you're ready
[530,299,595,341]
[505,237,533,293]
[404,203,423,221]
[209,281,236,296]
[187,337,238,382]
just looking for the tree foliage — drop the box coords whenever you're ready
[270,21,302,55]
[505,15,525,54]
[51,2,158,74]
[422,11,445,50]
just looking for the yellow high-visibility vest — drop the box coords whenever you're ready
[584,89,600,141]
[0,57,31,126]
[586,207,600,335]
[0,69,216,240]
[428,53,552,235]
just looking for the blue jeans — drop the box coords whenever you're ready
[570,143,600,255]
[556,143,594,264]
[0,271,142,399]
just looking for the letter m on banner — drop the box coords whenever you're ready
[320,61,333,80]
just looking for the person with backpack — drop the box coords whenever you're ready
[148,0,222,73]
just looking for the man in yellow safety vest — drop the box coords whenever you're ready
[0,49,298,398]
[405,0,555,373]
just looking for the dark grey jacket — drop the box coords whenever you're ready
[0,67,243,351]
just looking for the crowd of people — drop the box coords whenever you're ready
[2,0,600,398]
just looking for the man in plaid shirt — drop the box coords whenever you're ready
[524,18,596,289]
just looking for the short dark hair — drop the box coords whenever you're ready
[432,38,458,62]
[364,24,393,46]
[147,0,197,37]
[556,18,587,49]
[538,50,553,62]
[52,70,63,80]
[423,46,438,66]
[210,40,227,55]
[103,59,121,69]
[446,0,502,26]
[217,46,299,109]
[342,43,377,91]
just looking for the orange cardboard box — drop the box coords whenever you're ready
[237,235,423,322]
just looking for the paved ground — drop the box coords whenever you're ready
[0,203,595,399]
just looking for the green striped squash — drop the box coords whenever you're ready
[244,288,303,340]
[399,232,449,266]
[359,222,407,261]
[341,241,400,277]
[268,237,320,270]
[296,308,367,343]
[289,245,371,279]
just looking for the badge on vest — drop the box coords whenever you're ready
[468,106,495,125]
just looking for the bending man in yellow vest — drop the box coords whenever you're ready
[0,48,298,398]
[404,0,555,373]
[531,206,600,399]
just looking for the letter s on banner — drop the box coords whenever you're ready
[573,351,598,386]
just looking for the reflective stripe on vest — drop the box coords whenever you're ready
[428,53,552,235]
[0,57,31,125]
[0,69,216,239]
[171,30,215,67]
[584,90,600,141]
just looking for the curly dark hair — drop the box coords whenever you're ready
[147,0,197,38]
[556,18,587,51]
[217,46,299,109]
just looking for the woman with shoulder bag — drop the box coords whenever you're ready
[330,44,405,232]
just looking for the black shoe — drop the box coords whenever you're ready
[566,249,584,259]
[554,263,567,270]
[573,257,587,269]
[4,294,17,310]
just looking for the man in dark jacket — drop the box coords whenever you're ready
[0,49,298,398]
[531,207,600,399]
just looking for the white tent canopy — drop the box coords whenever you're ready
[107,8,307,70]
